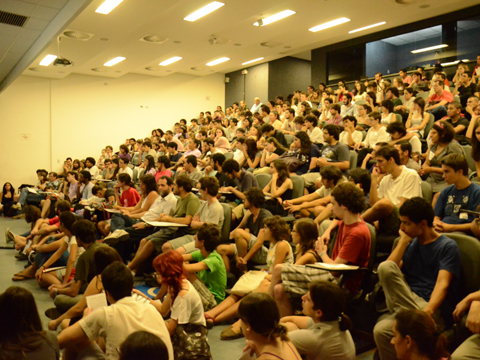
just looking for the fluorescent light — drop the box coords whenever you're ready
[411,44,448,54]
[441,60,460,66]
[349,21,386,34]
[95,0,123,14]
[159,57,182,66]
[39,54,57,66]
[104,57,126,66]
[309,17,350,32]
[462,59,470,62]
[184,1,224,22]
[242,57,264,65]
[206,57,230,66]
[253,10,295,26]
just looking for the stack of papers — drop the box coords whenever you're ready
[306,263,359,271]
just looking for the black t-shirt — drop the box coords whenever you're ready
[458,83,477,107]
[170,152,182,162]
[245,208,273,237]
[445,117,469,137]
[274,148,286,156]
[274,130,288,148]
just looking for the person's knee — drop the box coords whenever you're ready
[162,242,173,253]
[139,238,147,246]
[273,264,283,276]
[374,198,394,215]
[273,283,286,300]
[377,260,398,282]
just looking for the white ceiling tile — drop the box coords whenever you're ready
[0,23,22,37]
[23,17,49,31]
[0,0,36,17]
[38,0,68,9]
[30,5,60,21]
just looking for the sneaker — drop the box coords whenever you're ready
[103,230,130,246]
[15,252,28,260]
[11,203,22,210]
[5,228,16,243]
[45,307,61,320]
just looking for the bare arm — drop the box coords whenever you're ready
[423,270,453,315]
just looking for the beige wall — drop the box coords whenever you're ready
[0,72,225,189]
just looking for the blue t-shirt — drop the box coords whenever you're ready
[402,235,461,325]
[434,183,480,224]
[296,144,321,175]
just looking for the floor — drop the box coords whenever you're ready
[0,215,374,360]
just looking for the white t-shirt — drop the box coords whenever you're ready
[289,318,356,360]
[377,166,422,207]
[88,166,100,179]
[339,130,362,146]
[233,149,245,164]
[118,166,133,178]
[409,135,422,155]
[380,113,396,125]
[64,235,85,267]
[170,280,206,326]
[79,296,174,360]
[307,127,324,144]
[364,127,391,148]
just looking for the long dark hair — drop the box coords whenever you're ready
[140,174,157,198]
[0,287,52,356]
[24,205,41,229]
[118,173,135,187]
[2,182,15,198]
[293,218,318,259]
[294,131,312,155]
[237,293,288,342]
[266,137,287,152]
[273,160,290,187]
[395,309,449,360]
[144,155,155,172]
[111,158,120,179]
[245,138,259,161]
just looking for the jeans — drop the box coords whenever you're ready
[110,214,140,232]
[18,188,29,206]
[34,236,69,268]
[428,105,448,121]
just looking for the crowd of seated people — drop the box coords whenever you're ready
[4,59,480,360]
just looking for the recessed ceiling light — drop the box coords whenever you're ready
[184,2,224,22]
[309,17,350,32]
[253,10,295,26]
[411,44,448,54]
[39,54,57,66]
[95,0,123,14]
[160,57,182,66]
[104,57,126,66]
[349,21,386,34]
[206,57,230,66]
[242,57,264,65]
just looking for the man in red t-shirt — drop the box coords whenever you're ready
[426,80,454,120]
[270,182,371,316]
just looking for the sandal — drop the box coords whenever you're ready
[204,313,215,329]
[220,325,244,340]
[12,273,34,281]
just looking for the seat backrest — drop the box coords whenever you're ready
[444,233,480,297]
[220,203,232,243]
[131,152,139,165]
[291,175,305,200]
[137,168,145,183]
[421,181,433,204]
[349,151,358,171]
[255,173,272,189]
[365,222,377,270]
[399,95,406,104]
[423,113,435,139]
[462,145,476,173]
[285,134,295,149]
[355,99,366,105]
[132,168,138,183]
[395,113,402,123]
[416,92,429,100]
[224,152,234,161]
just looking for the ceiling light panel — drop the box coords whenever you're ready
[95,0,123,14]
[309,17,350,32]
[184,2,224,22]
[39,54,57,66]
[206,57,230,66]
[254,10,295,26]
[159,57,182,66]
[242,57,264,65]
[104,57,126,66]
[411,44,448,54]
[349,21,386,34]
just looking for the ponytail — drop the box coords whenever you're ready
[339,312,353,332]
[267,324,289,342]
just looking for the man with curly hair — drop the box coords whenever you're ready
[270,182,371,317]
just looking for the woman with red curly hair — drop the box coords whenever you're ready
[139,250,207,335]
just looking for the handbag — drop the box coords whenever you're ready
[231,270,267,296]
[172,323,212,360]
[279,151,305,173]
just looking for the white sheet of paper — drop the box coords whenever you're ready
[86,293,108,310]
[43,266,66,273]
[28,188,38,194]
[105,209,121,213]
[306,263,359,271]
[144,220,188,227]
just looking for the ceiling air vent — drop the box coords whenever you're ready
[0,10,29,27]
[260,41,282,48]
[63,30,94,41]
[394,0,417,4]
[140,35,169,44]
